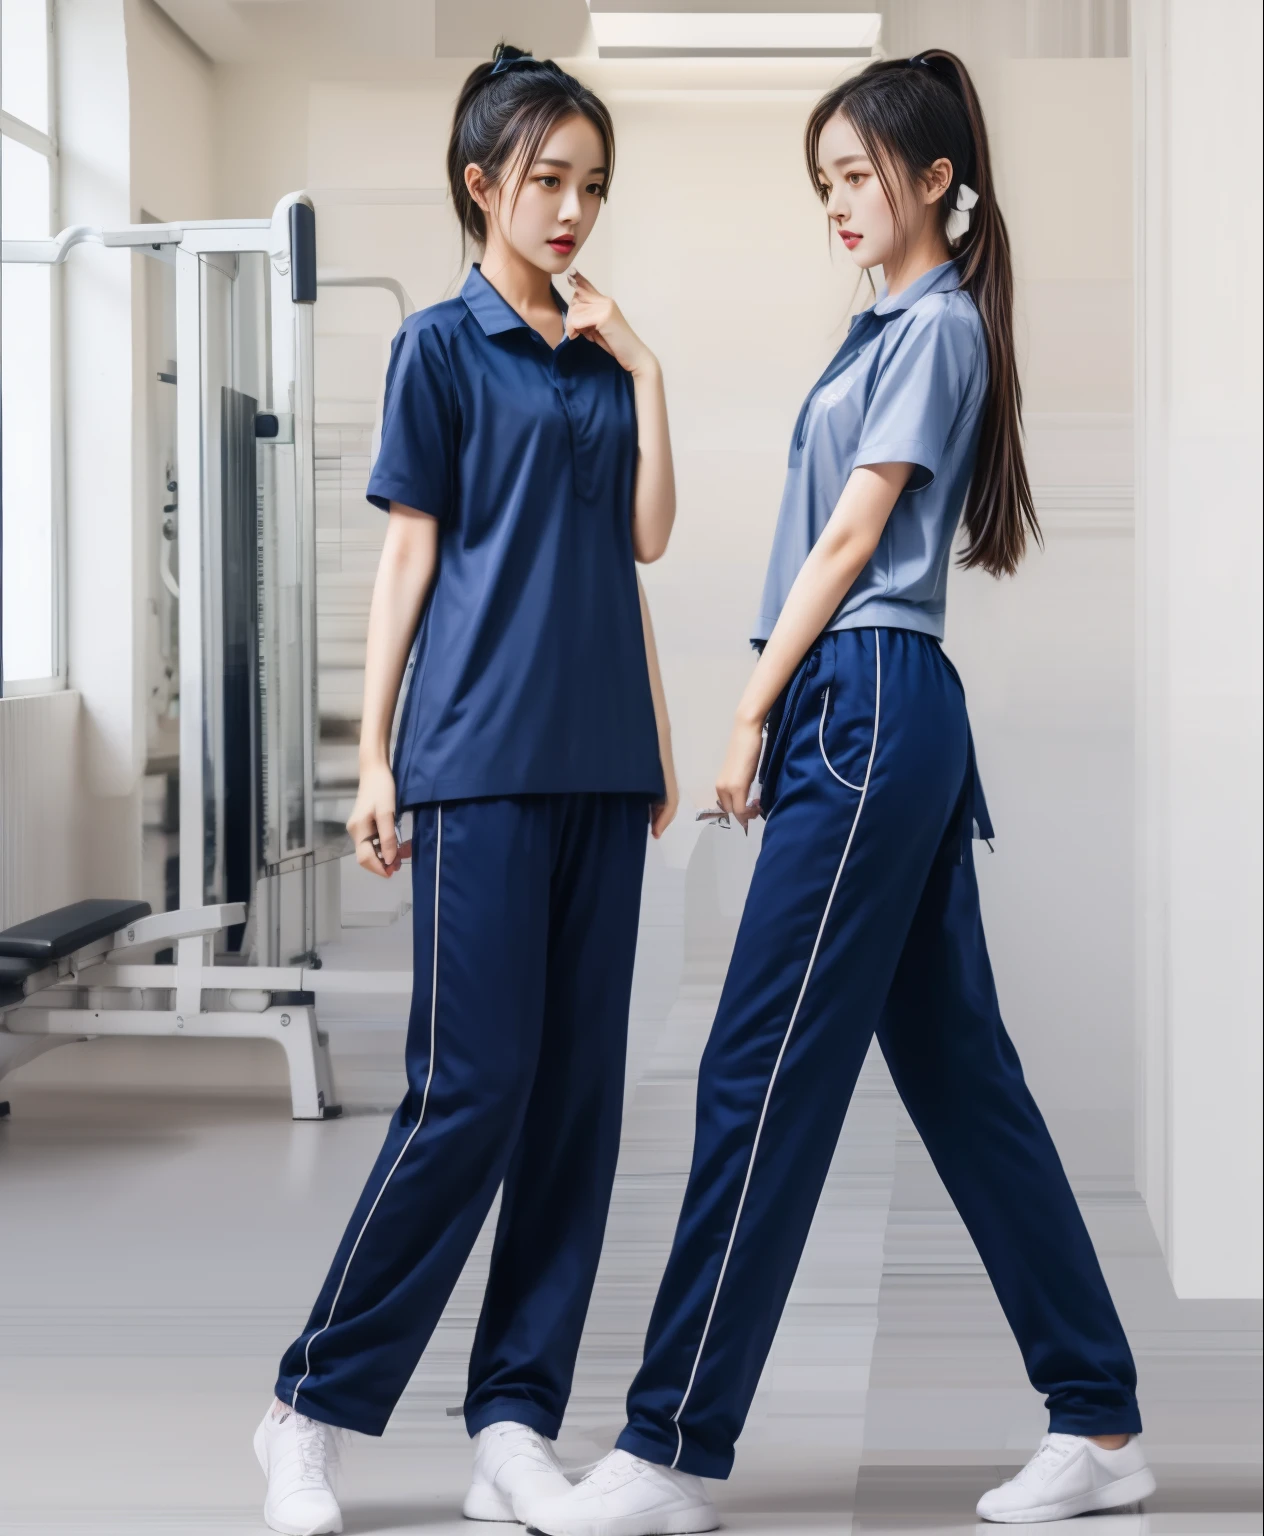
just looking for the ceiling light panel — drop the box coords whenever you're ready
[590,12,881,57]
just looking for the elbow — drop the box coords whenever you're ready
[634,531,670,564]
[632,503,676,564]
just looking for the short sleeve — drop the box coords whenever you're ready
[853,301,980,492]
[365,322,457,519]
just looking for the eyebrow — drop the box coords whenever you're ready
[534,157,608,174]
[830,154,869,169]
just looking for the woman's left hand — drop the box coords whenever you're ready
[651,753,680,840]
[715,713,765,832]
[565,271,655,376]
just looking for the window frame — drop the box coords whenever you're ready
[1,0,64,697]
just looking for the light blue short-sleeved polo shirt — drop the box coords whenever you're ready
[366,265,663,808]
[753,260,988,644]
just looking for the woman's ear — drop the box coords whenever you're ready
[465,162,491,214]
[923,156,954,207]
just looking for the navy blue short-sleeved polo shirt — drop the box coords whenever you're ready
[366,265,664,808]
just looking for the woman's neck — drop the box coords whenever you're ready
[478,235,557,322]
[882,229,954,301]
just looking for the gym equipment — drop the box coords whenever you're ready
[1,196,416,1118]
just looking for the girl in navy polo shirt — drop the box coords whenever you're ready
[536,50,1153,1536]
[255,45,677,1534]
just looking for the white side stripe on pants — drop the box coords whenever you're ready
[668,632,882,1468]
[290,806,444,1413]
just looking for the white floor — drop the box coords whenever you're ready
[0,849,1259,1535]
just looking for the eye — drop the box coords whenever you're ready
[847,172,866,187]
[585,180,606,197]
[538,175,561,189]
[817,181,832,200]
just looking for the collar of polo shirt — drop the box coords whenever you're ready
[873,257,961,317]
[461,263,569,337]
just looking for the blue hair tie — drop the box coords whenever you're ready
[490,51,540,77]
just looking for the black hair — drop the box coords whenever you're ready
[806,51,1039,577]
[447,42,616,256]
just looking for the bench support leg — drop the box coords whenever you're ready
[1,1006,341,1120]
[276,1006,341,1121]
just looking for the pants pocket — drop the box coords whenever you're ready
[817,630,881,793]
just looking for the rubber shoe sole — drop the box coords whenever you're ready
[979,1465,1157,1523]
[462,1474,518,1522]
[528,1502,719,1536]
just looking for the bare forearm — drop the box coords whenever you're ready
[735,463,912,727]
[736,536,872,725]
[631,358,675,562]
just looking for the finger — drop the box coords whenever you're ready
[375,809,398,866]
[570,268,599,294]
[357,839,389,878]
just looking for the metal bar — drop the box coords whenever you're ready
[175,246,205,914]
[316,271,414,321]
[1,225,99,265]
[47,962,413,995]
[107,903,247,948]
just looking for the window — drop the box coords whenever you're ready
[2,0,59,692]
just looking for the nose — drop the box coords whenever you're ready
[559,184,582,225]
[826,187,849,222]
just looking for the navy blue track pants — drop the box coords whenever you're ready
[276,793,649,1438]
[617,628,1141,1479]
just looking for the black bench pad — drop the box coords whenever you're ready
[0,899,152,963]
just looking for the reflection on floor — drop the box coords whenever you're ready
[0,852,1259,1535]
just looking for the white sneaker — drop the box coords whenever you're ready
[253,1401,343,1536]
[462,1420,574,1525]
[528,1448,719,1536]
[976,1433,1156,1522]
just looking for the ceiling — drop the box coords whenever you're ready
[150,0,884,67]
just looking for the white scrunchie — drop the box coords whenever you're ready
[945,183,979,244]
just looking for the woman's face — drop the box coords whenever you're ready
[476,112,608,275]
[815,110,946,272]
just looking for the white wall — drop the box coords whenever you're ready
[1135,0,1263,1297]
[0,691,81,929]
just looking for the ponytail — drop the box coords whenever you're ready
[805,51,1038,577]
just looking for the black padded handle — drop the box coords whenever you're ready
[289,202,317,304]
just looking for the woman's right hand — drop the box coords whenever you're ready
[347,759,410,877]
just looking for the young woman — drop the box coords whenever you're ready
[534,52,1155,1536]
[253,45,678,1536]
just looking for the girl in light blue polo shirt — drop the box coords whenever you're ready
[537,50,1154,1536]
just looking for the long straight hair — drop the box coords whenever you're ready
[806,52,1038,576]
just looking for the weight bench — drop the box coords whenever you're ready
[0,897,342,1120]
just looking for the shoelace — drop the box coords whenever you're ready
[581,1451,643,1494]
[1013,1435,1075,1487]
[289,1414,336,1487]
[492,1425,557,1473]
